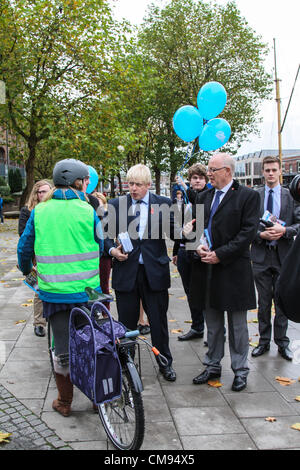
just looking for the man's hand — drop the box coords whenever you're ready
[196,245,220,264]
[260,223,286,241]
[110,244,128,262]
[172,255,178,266]
[183,219,196,237]
[175,175,187,191]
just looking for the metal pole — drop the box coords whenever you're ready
[273,39,283,184]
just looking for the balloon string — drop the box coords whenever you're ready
[177,141,197,207]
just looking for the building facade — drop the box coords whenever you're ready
[0,127,26,183]
[234,149,300,187]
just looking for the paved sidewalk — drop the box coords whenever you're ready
[1,220,300,450]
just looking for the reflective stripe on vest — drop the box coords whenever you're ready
[36,251,99,264]
[34,198,100,295]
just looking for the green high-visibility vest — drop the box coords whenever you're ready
[34,198,100,295]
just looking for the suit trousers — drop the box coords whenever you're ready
[203,266,249,378]
[115,264,172,367]
[177,247,204,333]
[252,247,289,348]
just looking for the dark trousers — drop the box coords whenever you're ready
[115,265,172,367]
[100,256,112,310]
[253,248,289,348]
[177,247,204,332]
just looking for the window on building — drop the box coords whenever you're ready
[289,164,293,174]
[297,161,300,173]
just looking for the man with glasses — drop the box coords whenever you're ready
[250,156,300,360]
[105,164,178,382]
[187,152,260,391]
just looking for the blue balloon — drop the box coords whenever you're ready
[173,105,203,142]
[86,165,98,193]
[197,82,227,121]
[199,118,231,152]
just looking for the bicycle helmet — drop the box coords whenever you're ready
[53,159,89,186]
[289,174,300,203]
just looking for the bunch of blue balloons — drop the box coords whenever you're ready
[172,82,231,151]
[86,165,99,194]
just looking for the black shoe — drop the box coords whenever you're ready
[193,369,221,385]
[251,344,270,357]
[138,324,150,335]
[278,346,293,361]
[34,326,45,337]
[232,376,247,392]
[159,365,176,382]
[178,329,204,341]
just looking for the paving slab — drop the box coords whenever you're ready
[0,222,300,451]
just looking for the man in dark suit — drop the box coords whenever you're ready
[187,153,260,392]
[105,164,178,382]
[250,156,300,360]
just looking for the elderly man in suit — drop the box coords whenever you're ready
[186,152,260,392]
[105,164,178,382]
[250,156,300,360]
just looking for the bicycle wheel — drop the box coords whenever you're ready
[97,368,145,450]
[47,321,55,376]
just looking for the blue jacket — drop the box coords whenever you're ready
[17,189,104,303]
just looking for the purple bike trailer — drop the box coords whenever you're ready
[69,301,127,405]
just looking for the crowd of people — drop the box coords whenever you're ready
[16,152,300,417]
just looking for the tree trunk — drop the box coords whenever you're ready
[19,140,36,208]
[169,140,176,193]
[110,174,115,198]
[154,166,161,195]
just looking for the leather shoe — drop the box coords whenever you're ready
[251,344,270,357]
[34,326,45,337]
[193,369,220,385]
[178,329,204,341]
[278,346,293,361]
[138,324,150,335]
[159,366,176,382]
[232,376,247,392]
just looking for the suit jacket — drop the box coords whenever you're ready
[104,192,179,292]
[250,186,300,265]
[189,180,260,312]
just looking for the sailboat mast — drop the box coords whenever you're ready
[273,38,283,183]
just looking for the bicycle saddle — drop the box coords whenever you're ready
[85,287,114,304]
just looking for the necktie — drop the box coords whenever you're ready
[267,189,273,213]
[207,190,222,242]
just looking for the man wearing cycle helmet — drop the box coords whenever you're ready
[17,158,104,417]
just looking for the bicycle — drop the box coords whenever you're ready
[47,287,168,451]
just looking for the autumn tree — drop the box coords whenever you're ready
[0,0,124,206]
[137,0,272,184]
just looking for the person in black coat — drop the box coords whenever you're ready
[173,164,208,341]
[186,153,260,392]
[104,164,180,382]
[18,180,52,337]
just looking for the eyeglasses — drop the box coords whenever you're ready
[207,166,227,174]
[128,182,145,188]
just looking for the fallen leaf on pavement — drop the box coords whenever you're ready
[291,423,300,431]
[171,329,183,334]
[265,417,277,422]
[21,303,32,307]
[208,380,223,388]
[184,320,192,324]
[249,342,259,348]
[15,320,26,325]
[0,431,12,443]
[275,376,296,386]
[168,319,177,323]
[294,396,300,402]
[178,296,187,300]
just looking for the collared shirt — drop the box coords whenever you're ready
[131,191,150,264]
[264,184,281,218]
[210,179,233,208]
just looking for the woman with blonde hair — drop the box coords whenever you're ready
[18,180,52,337]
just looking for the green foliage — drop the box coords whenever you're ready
[8,169,22,193]
[0,185,10,196]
